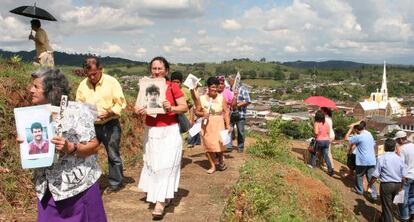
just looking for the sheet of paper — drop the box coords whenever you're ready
[393,189,405,204]
[220,129,231,145]
[189,119,202,137]
[183,73,201,90]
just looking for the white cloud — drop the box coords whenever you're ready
[284,46,299,53]
[179,47,192,52]
[163,45,171,52]
[197,29,207,35]
[172,38,186,47]
[89,42,124,55]
[221,19,241,30]
[134,47,147,57]
[0,14,27,43]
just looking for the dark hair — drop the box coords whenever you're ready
[31,122,43,132]
[321,107,332,117]
[170,71,183,83]
[83,56,101,70]
[206,76,219,86]
[384,138,396,152]
[314,110,325,123]
[146,84,160,95]
[149,56,170,73]
[354,122,365,131]
[31,68,71,106]
[359,121,366,128]
[30,19,41,28]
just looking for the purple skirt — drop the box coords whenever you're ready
[37,182,107,222]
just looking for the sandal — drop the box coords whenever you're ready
[206,168,216,174]
[218,163,227,171]
[152,202,165,220]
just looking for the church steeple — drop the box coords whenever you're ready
[381,61,388,101]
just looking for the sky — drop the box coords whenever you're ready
[1,0,414,64]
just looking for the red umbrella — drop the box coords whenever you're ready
[304,96,337,109]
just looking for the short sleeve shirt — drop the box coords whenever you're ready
[145,81,184,127]
[349,131,376,166]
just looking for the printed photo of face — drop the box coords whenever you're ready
[145,84,161,108]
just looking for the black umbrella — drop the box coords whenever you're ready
[10,3,57,21]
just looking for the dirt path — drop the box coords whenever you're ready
[290,140,382,222]
[102,138,255,222]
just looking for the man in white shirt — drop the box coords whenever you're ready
[396,131,414,221]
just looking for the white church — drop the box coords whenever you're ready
[353,62,406,120]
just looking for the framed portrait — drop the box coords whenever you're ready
[14,105,55,169]
[136,77,166,115]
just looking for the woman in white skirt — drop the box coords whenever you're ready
[134,56,188,219]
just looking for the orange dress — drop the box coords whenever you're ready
[200,94,228,152]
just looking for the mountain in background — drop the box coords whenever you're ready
[282,60,368,69]
[0,49,146,66]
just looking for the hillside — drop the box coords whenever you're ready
[0,49,146,66]
[282,60,368,69]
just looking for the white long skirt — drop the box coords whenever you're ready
[138,123,182,203]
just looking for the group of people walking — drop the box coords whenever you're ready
[310,108,414,221]
[21,55,250,221]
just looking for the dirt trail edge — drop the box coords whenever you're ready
[102,138,255,222]
[290,140,382,222]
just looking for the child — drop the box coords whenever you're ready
[368,139,406,222]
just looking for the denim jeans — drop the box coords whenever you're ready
[188,133,201,145]
[95,119,124,188]
[231,118,246,151]
[310,140,333,173]
[355,165,378,199]
[399,178,414,220]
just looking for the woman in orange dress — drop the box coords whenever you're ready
[195,77,231,174]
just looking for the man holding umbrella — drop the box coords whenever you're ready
[29,19,54,66]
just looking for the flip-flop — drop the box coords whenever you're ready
[218,163,227,171]
[206,168,216,174]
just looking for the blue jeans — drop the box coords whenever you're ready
[310,140,333,173]
[188,133,201,145]
[399,178,414,220]
[231,118,246,151]
[355,165,377,199]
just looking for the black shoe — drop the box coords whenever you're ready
[106,184,123,193]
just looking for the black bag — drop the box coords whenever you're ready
[230,110,240,123]
[308,138,317,154]
[170,86,190,134]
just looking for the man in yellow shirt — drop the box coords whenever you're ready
[76,56,126,192]
[29,19,54,66]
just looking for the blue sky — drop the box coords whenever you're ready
[1,0,413,64]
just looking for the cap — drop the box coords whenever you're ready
[394,131,407,140]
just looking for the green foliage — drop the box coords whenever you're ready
[331,144,348,165]
[332,111,355,140]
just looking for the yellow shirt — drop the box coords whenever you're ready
[76,73,126,124]
[200,94,224,115]
[34,28,52,57]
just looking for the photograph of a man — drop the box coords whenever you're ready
[145,84,162,108]
[28,122,49,155]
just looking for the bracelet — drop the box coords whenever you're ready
[69,143,78,155]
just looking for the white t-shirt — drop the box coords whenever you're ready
[325,116,335,140]
[400,142,414,180]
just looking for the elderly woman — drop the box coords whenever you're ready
[134,56,188,219]
[309,110,334,177]
[195,77,231,174]
[24,67,106,221]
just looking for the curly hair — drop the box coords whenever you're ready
[31,68,71,106]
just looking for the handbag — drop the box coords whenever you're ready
[170,86,190,134]
[308,138,317,154]
[230,110,240,123]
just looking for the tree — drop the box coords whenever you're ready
[289,73,300,80]
[273,69,285,80]
[260,57,266,63]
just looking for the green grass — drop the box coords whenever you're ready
[221,119,356,221]
[331,144,348,165]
